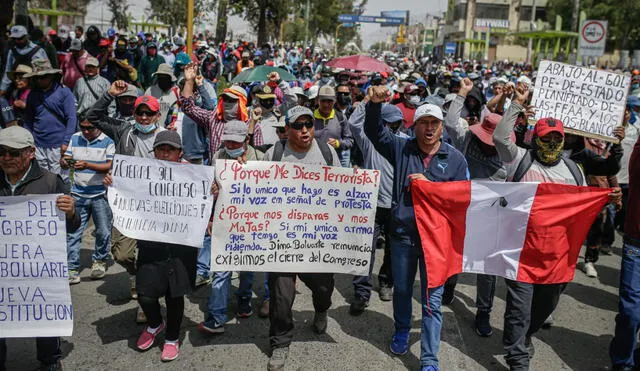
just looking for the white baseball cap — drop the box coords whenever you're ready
[414,104,444,123]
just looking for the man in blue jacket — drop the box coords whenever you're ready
[364,85,469,371]
[23,59,77,176]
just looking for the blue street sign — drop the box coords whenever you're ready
[445,42,457,54]
[338,14,404,25]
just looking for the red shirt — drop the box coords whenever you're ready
[395,101,416,129]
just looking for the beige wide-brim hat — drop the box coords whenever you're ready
[23,58,61,78]
[7,64,33,81]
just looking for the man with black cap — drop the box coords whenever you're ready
[0,25,48,96]
[61,38,89,89]
[138,42,166,89]
[145,63,178,127]
[0,126,80,371]
[263,105,341,371]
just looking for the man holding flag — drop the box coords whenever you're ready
[364,85,469,371]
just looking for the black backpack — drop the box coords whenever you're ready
[11,45,42,70]
[512,149,584,185]
[271,138,333,166]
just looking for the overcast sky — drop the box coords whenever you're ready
[85,0,447,48]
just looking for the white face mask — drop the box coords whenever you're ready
[409,95,420,105]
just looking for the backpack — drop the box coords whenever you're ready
[271,138,333,166]
[11,45,42,70]
[512,149,584,185]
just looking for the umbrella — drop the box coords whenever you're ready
[231,65,296,83]
[326,55,393,74]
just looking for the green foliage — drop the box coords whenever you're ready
[147,0,214,29]
[107,0,129,29]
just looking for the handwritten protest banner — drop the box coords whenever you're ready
[107,155,215,247]
[0,195,73,337]
[212,161,380,275]
[531,60,629,142]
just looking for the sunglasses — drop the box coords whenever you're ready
[0,148,25,158]
[80,125,97,131]
[135,110,158,117]
[288,120,314,130]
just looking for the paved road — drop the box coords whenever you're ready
[5,231,624,370]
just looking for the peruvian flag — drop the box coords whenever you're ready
[412,180,611,288]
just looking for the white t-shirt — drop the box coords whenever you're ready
[617,123,640,184]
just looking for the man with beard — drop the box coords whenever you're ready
[0,26,48,96]
[145,64,178,127]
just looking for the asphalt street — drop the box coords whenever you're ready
[4,230,626,370]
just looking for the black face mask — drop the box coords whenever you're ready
[260,99,275,110]
[158,78,172,91]
[337,93,351,106]
[118,101,135,116]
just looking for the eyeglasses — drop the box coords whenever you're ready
[0,148,25,158]
[80,125,97,132]
[288,120,314,130]
[135,110,157,117]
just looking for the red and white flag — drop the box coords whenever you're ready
[411,180,611,288]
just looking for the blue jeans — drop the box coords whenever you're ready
[243,272,270,301]
[66,195,112,271]
[391,233,444,367]
[610,240,640,368]
[205,271,256,324]
[197,235,211,277]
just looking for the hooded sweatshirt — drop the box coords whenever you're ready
[83,25,103,57]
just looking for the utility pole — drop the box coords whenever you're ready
[526,0,536,64]
[334,23,343,56]
[304,0,310,47]
[186,0,194,55]
[571,0,580,32]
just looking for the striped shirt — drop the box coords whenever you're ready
[65,132,115,197]
[73,75,111,117]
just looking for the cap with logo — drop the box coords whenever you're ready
[0,126,35,149]
[256,85,276,100]
[134,95,160,112]
[221,120,249,143]
[535,118,565,138]
[286,106,314,124]
[318,85,336,101]
[152,130,182,149]
[10,25,28,39]
[69,38,83,51]
[413,104,444,123]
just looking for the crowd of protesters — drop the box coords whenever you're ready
[1,21,640,371]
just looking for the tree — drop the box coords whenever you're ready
[147,0,214,29]
[107,0,129,29]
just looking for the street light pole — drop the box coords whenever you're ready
[186,0,194,55]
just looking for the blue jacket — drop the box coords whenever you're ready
[24,83,77,148]
[364,101,469,237]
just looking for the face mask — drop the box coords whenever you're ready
[408,95,420,105]
[158,79,172,91]
[337,94,351,106]
[259,99,275,111]
[535,136,564,164]
[119,102,135,116]
[224,146,245,158]
[135,123,156,133]
[223,102,238,121]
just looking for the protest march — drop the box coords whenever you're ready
[1,6,640,371]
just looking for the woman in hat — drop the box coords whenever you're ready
[7,64,32,124]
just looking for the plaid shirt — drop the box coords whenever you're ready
[180,96,263,162]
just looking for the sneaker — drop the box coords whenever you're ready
[421,366,440,371]
[258,299,270,318]
[312,311,328,334]
[582,262,598,278]
[601,244,612,255]
[40,361,64,371]
[442,286,455,306]
[542,314,553,329]
[349,297,369,316]
[68,270,80,285]
[90,261,107,280]
[379,286,393,302]
[136,322,165,351]
[237,298,253,318]
[267,347,289,371]
[161,341,180,362]
[130,276,138,299]
[197,318,225,334]
[136,305,147,324]
[525,336,535,358]
[474,310,493,337]
[389,330,410,355]
[195,274,212,287]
